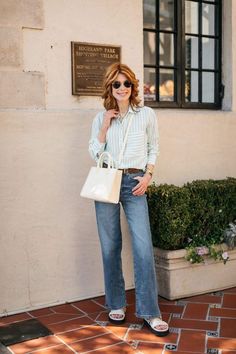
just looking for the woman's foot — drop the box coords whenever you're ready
[108,308,126,324]
[144,317,169,337]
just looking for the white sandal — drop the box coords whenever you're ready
[144,317,169,337]
[108,308,126,324]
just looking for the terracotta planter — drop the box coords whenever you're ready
[154,244,236,300]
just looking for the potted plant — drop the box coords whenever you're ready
[146,178,236,300]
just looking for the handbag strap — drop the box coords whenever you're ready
[117,114,134,167]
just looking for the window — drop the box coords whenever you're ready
[143,0,223,108]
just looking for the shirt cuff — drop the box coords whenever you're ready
[94,138,106,158]
[147,154,157,165]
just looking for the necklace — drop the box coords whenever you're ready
[119,108,129,120]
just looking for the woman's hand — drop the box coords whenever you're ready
[98,109,119,143]
[101,109,119,131]
[132,174,152,196]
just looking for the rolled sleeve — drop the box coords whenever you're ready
[88,112,106,161]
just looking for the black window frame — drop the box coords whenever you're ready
[143,0,223,109]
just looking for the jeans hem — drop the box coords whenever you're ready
[105,303,127,311]
[135,312,162,320]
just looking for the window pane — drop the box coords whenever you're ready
[185,1,199,34]
[159,0,174,30]
[202,3,215,36]
[185,71,198,102]
[202,38,215,69]
[144,67,156,101]
[159,33,174,66]
[185,36,199,68]
[159,69,175,101]
[143,32,156,65]
[143,0,156,29]
[202,72,215,103]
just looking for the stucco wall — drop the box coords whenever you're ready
[0,0,235,315]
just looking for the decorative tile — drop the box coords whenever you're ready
[129,324,142,330]
[210,304,221,308]
[96,321,108,326]
[212,291,223,296]
[177,301,187,306]
[165,343,177,350]
[207,349,219,354]
[128,340,139,349]
[207,331,219,337]
[208,316,219,321]
[169,327,180,334]
[172,313,181,318]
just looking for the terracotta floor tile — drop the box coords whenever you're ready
[46,315,94,334]
[72,299,106,314]
[159,304,184,315]
[223,294,236,309]
[222,351,236,354]
[207,337,236,350]
[69,332,122,352]
[89,310,108,321]
[224,287,236,294]
[30,344,75,353]
[136,341,164,353]
[9,335,62,354]
[92,295,105,306]
[184,294,222,304]
[127,327,178,344]
[102,323,129,339]
[28,308,54,318]
[183,303,209,320]
[220,318,236,338]
[178,329,206,352]
[37,313,82,326]
[169,318,218,331]
[49,304,84,315]
[0,313,32,325]
[57,324,108,344]
[90,341,137,353]
[209,307,236,318]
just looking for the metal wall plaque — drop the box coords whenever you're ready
[71,42,121,96]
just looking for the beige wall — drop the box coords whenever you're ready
[0,0,235,315]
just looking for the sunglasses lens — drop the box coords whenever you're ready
[124,80,132,88]
[112,81,121,89]
[112,80,132,89]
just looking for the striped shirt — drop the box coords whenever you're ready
[88,105,159,169]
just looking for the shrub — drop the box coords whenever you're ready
[146,177,236,251]
[147,183,191,250]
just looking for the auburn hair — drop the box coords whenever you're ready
[102,62,141,111]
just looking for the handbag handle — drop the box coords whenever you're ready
[117,114,134,167]
[97,151,114,168]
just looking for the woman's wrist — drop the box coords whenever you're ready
[145,166,154,178]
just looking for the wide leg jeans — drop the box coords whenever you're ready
[95,172,161,319]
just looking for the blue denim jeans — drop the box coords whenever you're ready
[95,171,161,319]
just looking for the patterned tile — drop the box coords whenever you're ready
[5,287,236,354]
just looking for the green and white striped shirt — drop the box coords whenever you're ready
[89,105,159,169]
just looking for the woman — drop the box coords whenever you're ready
[88,63,169,336]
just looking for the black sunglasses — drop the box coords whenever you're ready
[112,80,132,89]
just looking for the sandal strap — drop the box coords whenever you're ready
[109,308,125,316]
[146,317,168,329]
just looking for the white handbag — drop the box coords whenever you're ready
[80,152,122,203]
[80,115,134,204]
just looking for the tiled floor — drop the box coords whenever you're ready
[1,288,236,354]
